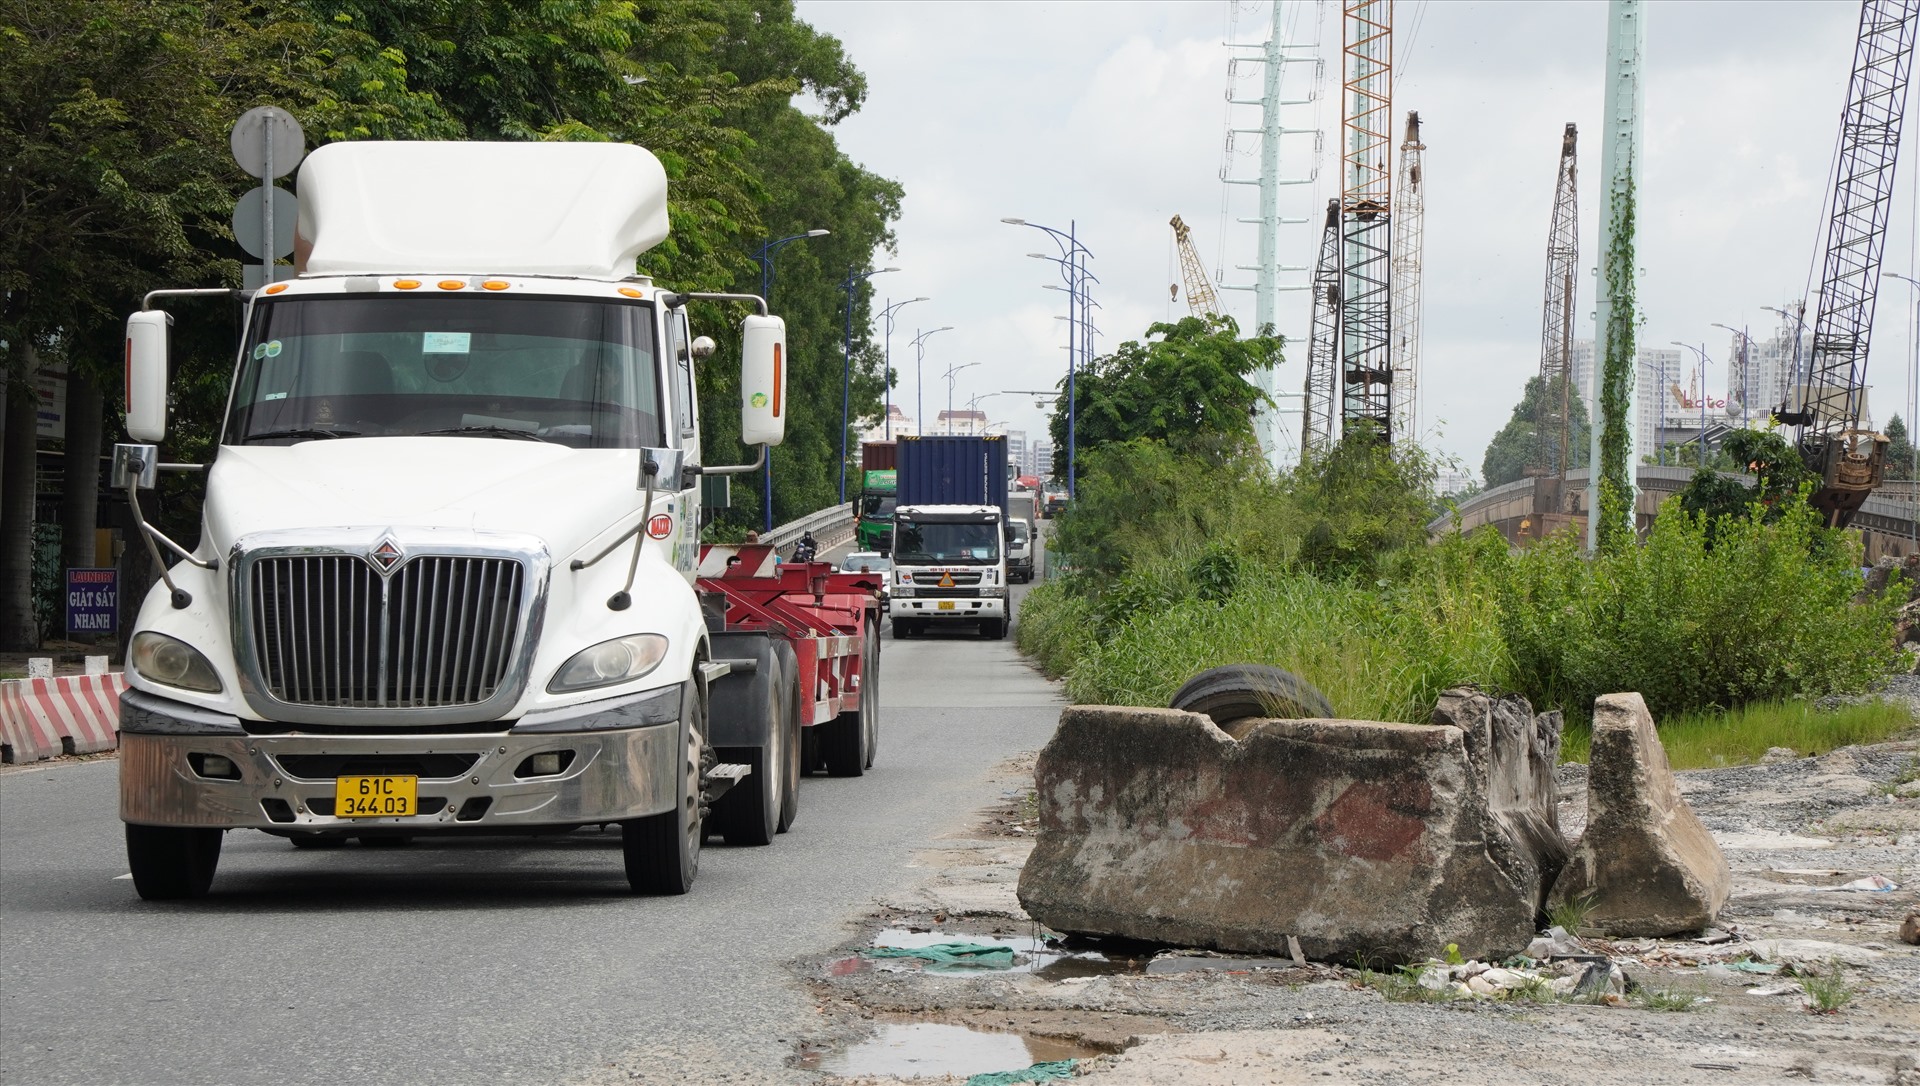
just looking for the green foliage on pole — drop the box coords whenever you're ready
[1595,172,1638,551]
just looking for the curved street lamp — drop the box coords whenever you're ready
[839,266,899,502]
[1709,322,1754,429]
[748,228,829,531]
[1004,218,1094,497]
[1671,341,1712,465]
[943,362,979,433]
[880,297,929,439]
[911,326,954,436]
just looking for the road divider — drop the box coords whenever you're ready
[1,673,126,763]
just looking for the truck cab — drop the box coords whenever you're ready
[1007,518,1034,583]
[887,504,1008,640]
[111,141,861,901]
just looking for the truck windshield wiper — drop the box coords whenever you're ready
[415,425,556,443]
[240,427,362,443]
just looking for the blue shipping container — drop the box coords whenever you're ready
[897,435,1009,514]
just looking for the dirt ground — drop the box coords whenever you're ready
[797,736,1920,1085]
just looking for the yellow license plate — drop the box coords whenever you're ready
[335,775,418,818]
[937,600,956,610]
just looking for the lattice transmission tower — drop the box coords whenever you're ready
[1340,0,1394,441]
[1787,0,1920,525]
[1535,123,1580,486]
[1302,199,1343,459]
[1389,111,1424,444]
[1170,215,1224,318]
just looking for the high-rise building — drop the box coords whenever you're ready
[1034,441,1055,480]
[855,405,917,445]
[1571,339,1686,455]
[1004,429,1028,474]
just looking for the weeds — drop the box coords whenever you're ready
[1562,699,1916,769]
[1546,894,1598,936]
[1631,985,1704,1012]
[1797,962,1854,1014]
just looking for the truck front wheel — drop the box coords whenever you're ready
[624,681,705,894]
[125,824,223,900]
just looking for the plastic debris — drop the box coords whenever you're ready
[966,1060,1079,1086]
[863,942,1017,971]
[1808,875,1898,893]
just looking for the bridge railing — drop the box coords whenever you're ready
[764,502,855,553]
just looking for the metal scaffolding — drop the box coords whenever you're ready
[1340,0,1394,441]
[1170,215,1223,318]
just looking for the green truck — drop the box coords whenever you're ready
[857,468,897,553]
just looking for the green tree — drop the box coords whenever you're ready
[1048,315,1278,475]
[1677,427,1816,529]
[1480,374,1590,488]
[1291,424,1441,580]
[1885,413,1915,481]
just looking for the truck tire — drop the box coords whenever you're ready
[861,616,881,769]
[624,681,705,894]
[775,641,803,832]
[823,627,873,778]
[125,824,222,900]
[713,644,793,847]
[1168,664,1334,736]
[892,619,911,641]
[981,618,1004,640]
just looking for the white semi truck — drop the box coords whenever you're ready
[114,141,880,900]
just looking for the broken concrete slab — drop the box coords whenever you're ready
[1548,692,1731,937]
[1015,691,1567,964]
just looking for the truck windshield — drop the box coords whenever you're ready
[894,519,1000,564]
[861,495,897,518]
[226,295,662,448]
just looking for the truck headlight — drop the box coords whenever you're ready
[549,634,668,693]
[130,632,223,693]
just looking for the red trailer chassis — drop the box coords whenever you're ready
[695,544,880,727]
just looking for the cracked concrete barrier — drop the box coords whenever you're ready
[1016,690,1568,964]
[1548,692,1730,936]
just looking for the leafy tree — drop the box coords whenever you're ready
[1048,315,1278,475]
[1480,374,1589,488]
[1886,413,1915,481]
[1677,427,1816,530]
[1291,424,1441,580]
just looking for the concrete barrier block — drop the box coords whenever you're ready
[1017,692,1568,964]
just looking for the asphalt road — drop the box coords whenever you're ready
[0,537,1061,1085]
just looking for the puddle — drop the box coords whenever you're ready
[825,927,1147,980]
[797,1022,1101,1079]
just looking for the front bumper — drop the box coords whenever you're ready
[889,596,1007,621]
[119,688,683,832]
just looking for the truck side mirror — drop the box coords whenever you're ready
[740,313,787,447]
[125,310,172,443]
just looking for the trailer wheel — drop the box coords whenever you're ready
[1168,664,1334,736]
[625,679,705,894]
[125,824,223,900]
[776,641,803,832]
[824,622,874,779]
[862,615,881,769]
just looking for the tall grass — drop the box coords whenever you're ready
[1560,698,1916,769]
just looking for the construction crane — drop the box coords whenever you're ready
[1340,0,1394,442]
[1535,123,1580,493]
[1783,0,1920,526]
[1302,200,1343,460]
[1169,215,1223,318]
[1389,111,1425,444]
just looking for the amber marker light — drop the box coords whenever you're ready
[437,280,466,290]
[481,280,510,291]
[618,287,643,298]
[393,279,422,290]
[263,283,289,294]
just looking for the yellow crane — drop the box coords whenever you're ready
[1169,215,1223,318]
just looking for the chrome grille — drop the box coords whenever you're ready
[250,555,524,708]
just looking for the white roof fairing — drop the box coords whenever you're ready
[295,141,670,280]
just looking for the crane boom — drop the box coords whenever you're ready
[1302,200,1343,460]
[1389,111,1425,444]
[1340,0,1394,442]
[1789,0,1920,526]
[1536,123,1580,489]
[1169,215,1223,318]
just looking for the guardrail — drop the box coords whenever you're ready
[765,502,855,552]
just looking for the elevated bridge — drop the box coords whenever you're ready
[1431,466,1920,562]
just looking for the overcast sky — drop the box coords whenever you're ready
[797,0,1920,479]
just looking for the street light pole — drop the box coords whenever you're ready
[1763,302,1808,417]
[879,297,929,440]
[1672,341,1712,466]
[911,326,954,436]
[943,362,979,432]
[1004,218,1094,497]
[839,266,899,503]
[750,229,829,531]
[1710,322,1754,430]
